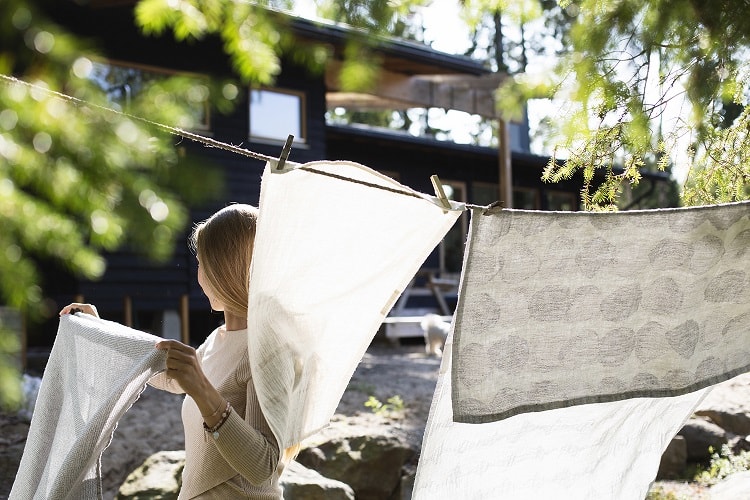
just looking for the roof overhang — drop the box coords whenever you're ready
[77,2,509,120]
[324,62,505,119]
[290,17,508,120]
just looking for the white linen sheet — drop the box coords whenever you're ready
[10,314,166,500]
[415,201,750,499]
[247,160,462,449]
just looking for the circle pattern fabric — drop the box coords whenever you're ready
[452,201,750,423]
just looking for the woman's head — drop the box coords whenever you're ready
[190,204,258,319]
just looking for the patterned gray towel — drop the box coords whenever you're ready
[452,201,750,423]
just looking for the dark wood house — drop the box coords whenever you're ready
[25,1,670,352]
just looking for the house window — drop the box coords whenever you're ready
[249,88,306,144]
[87,59,210,131]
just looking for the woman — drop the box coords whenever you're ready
[60,204,292,499]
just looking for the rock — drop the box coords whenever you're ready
[281,460,355,499]
[677,417,728,462]
[695,373,750,436]
[657,435,687,480]
[0,413,29,498]
[297,429,416,500]
[102,387,184,498]
[709,470,750,500]
[116,450,184,499]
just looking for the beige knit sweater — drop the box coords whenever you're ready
[150,326,283,499]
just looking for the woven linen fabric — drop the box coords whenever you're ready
[453,201,750,423]
[247,160,462,449]
[10,313,167,500]
[412,335,710,499]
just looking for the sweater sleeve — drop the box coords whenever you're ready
[211,380,280,485]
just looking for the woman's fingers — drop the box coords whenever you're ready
[59,303,99,318]
[156,340,198,372]
[155,341,205,396]
[155,339,189,351]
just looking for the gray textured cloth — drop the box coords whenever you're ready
[10,314,166,500]
[452,201,750,423]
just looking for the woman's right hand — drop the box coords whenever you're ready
[59,303,99,318]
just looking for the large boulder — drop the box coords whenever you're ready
[677,416,728,462]
[657,435,687,479]
[116,452,360,500]
[0,413,29,498]
[695,373,750,436]
[103,388,185,498]
[297,429,416,500]
[117,450,184,499]
[281,460,355,499]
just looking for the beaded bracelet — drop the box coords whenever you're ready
[203,401,232,440]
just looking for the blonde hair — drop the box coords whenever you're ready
[190,204,258,318]
[193,204,300,465]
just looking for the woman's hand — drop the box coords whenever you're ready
[59,303,99,318]
[155,340,226,426]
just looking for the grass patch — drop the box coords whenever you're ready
[364,395,405,418]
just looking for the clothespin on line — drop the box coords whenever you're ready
[430,174,451,212]
[275,134,295,170]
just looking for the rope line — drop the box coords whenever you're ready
[0,73,487,210]
[0,73,277,163]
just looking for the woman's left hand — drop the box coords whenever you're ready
[154,340,206,395]
[154,340,227,425]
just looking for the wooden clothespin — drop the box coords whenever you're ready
[275,134,294,170]
[430,174,451,211]
[482,200,504,215]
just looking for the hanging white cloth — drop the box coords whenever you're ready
[247,160,462,449]
[414,334,709,499]
[414,201,750,499]
[10,314,166,500]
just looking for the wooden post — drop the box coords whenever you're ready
[180,294,190,345]
[498,118,513,208]
[123,296,133,327]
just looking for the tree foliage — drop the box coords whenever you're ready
[0,0,224,407]
[494,0,750,209]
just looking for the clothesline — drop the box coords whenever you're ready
[0,73,491,210]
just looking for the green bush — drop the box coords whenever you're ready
[694,445,750,486]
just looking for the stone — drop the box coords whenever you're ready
[297,431,416,500]
[677,416,728,462]
[657,435,687,480]
[695,373,750,436]
[102,387,185,499]
[116,450,184,500]
[281,460,355,499]
[0,413,29,499]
